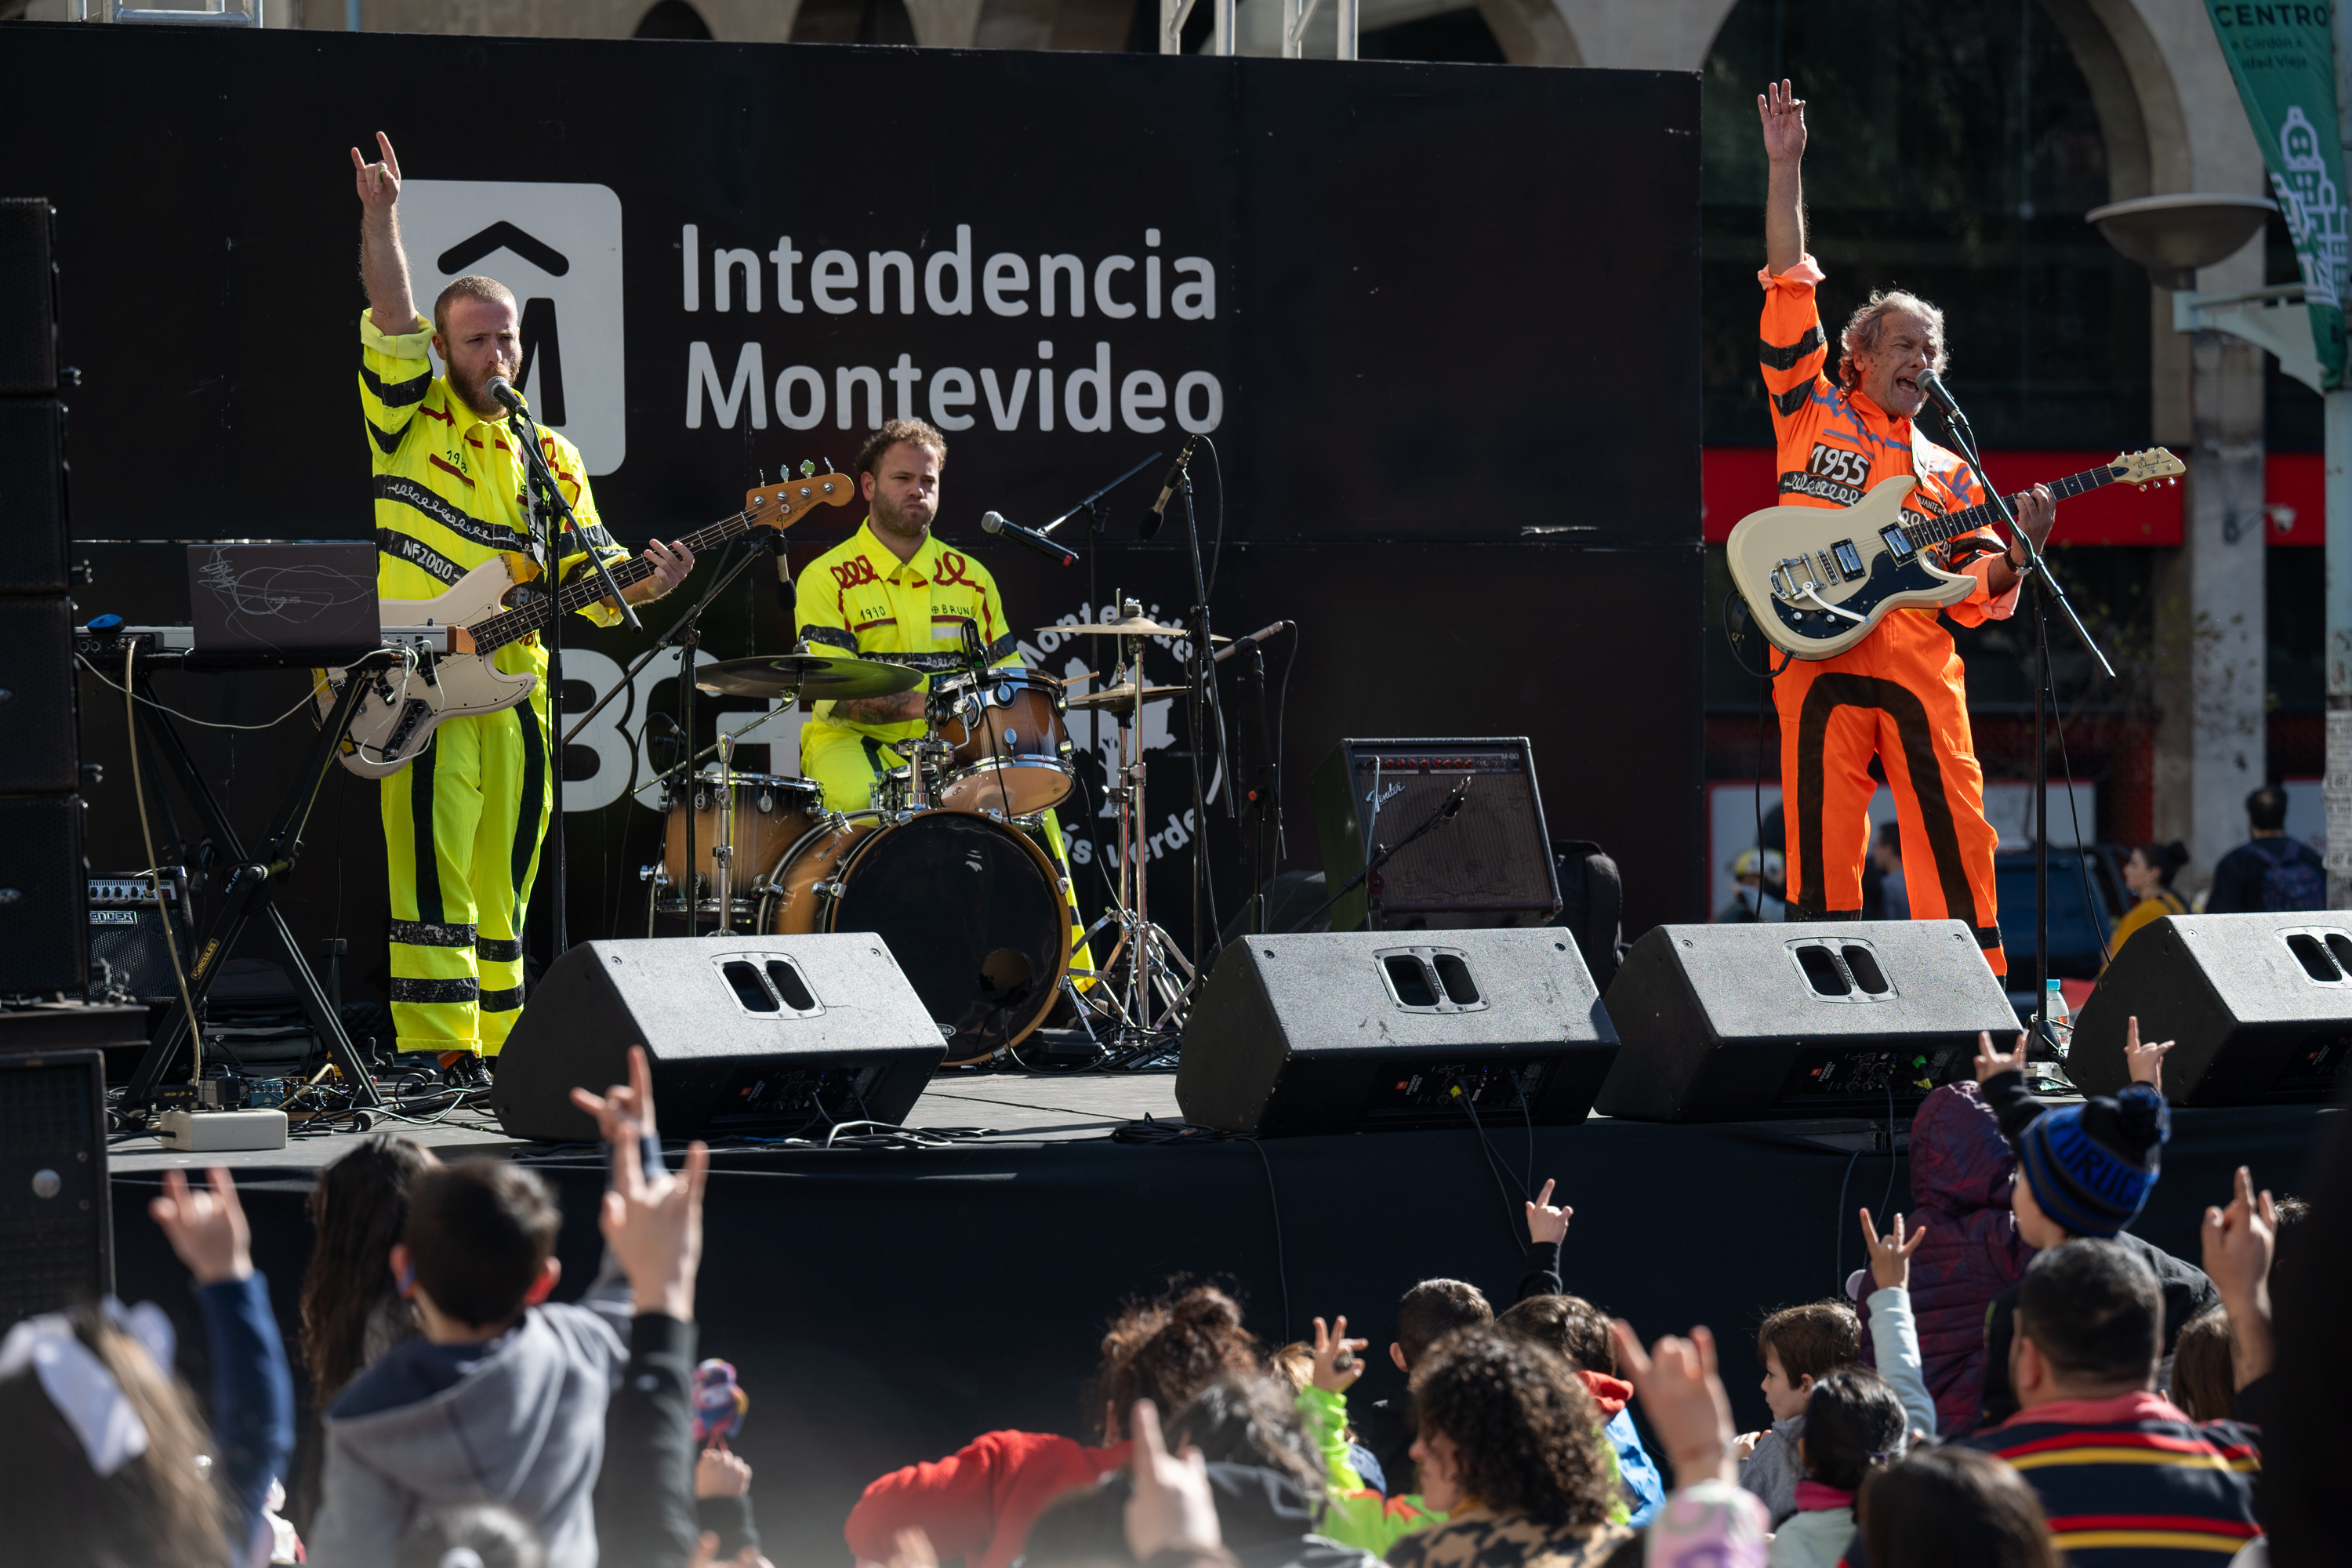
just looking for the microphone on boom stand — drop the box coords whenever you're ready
[485,374,529,418]
[980,510,1079,567]
[1915,368,1965,423]
[1138,441,1196,540]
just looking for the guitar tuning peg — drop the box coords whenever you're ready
[801,459,816,477]
[757,468,766,486]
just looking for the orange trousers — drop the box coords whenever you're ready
[1773,612,2007,975]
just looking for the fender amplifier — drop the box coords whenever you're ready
[1596,920,2016,1122]
[1174,927,1618,1135]
[489,935,946,1141]
[2072,913,2352,1105]
[1309,738,1561,931]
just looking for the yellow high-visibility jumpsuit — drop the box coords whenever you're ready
[794,521,1094,980]
[360,311,627,1055]
[1759,257,2019,975]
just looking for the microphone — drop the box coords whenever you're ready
[1211,619,1294,664]
[1439,776,1473,822]
[979,510,1078,567]
[771,530,793,613]
[484,375,528,417]
[1139,441,1196,540]
[1915,368,1964,421]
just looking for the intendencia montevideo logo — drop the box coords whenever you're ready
[679,223,1224,437]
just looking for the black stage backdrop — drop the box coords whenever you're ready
[110,1106,2333,1560]
[6,23,1701,1011]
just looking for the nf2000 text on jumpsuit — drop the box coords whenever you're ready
[1759,257,2018,975]
[360,310,629,1055]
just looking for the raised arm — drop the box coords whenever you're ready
[352,132,419,335]
[1759,81,1807,276]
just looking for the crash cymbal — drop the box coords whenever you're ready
[1042,615,1229,642]
[1067,681,1189,712]
[693,654,923,700]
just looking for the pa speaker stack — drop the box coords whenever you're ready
[1174,927,1618,1135]
[0,197,85,996]
[489,935,948,1141]
[2073,913,2352,1105]
[1595,920,2016,1122]
[0,1051,112,1326]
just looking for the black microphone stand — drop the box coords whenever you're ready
[1169,456,1231,978]
[1932,394,2115,1059]
[510,403,640,959]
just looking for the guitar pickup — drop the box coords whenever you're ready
[1831,540,1865,580]
[1878,525,1916,563]
[379,626,471,655]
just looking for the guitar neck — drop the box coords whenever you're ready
[470,510,761,655]
[1914,464,2121,547]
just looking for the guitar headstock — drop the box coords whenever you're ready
[745,462,858,530]
[2111,447,2185,491]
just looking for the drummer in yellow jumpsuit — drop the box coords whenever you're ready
[794,419,1094,984]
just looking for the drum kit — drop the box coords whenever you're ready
[638,604,1213,1066]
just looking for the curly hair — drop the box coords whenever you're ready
[856,418,946,477]
[302,1133,437,1402]
[1410,1327,1613,1529]
[1092,1284,1261,1440]
[1836,289,1947,392]
[1758,1299,1860,1385]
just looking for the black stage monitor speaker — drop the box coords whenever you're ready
[0,795,88,995]
[0,1051,113,1327]
[490,935,947,1142]
[1174,927,1617,1135]
[1596,920,2016,1123]
[2073,913,2352,1105]
[0,198,58,395]
[1310,738,1561,931]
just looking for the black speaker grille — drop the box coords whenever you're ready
[0,797,89,993]
[0,400,67,593]
[0,597,77,793]
[1348,746,1556,918]
[0,199,57,395]
[0,1058,107,1324]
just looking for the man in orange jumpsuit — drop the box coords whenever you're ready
[1755,82,2058,976]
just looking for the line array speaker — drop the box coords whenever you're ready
[1595,920,2016,1122]
[2073,913,2352,1105]
[0,597,80,794]
[1310,738,1561,931]
[0,399,67,594]
[0,797,88,996]
[489,935,948,1142]
[0,198,58,394]
[1174,927,1619,1135]
[0,1051,112,1327]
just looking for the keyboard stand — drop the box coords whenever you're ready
[124,670,385,1110]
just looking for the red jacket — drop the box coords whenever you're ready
[844,1429,1131,1568]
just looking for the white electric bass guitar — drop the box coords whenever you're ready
[1725,446,2184,661]
[321,466,855,778]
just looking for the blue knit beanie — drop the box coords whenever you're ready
[2016,1084,2169,1239]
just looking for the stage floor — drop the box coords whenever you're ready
[105,1065,1187,1171]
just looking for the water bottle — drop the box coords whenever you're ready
[2042,978,2073,1060]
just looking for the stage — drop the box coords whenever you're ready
[103,1076,2335,1563]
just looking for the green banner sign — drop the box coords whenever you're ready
[2205,1,2350,389]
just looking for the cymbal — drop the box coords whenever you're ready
[1043,615,1229,642]
[1068,681,1189,712]
[693,654,923,700]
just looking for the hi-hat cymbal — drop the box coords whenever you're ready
[1042,615,1229,642]
[1068,681,1189,712]
[693,654,923,700]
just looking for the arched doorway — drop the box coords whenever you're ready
[635,0,713,37]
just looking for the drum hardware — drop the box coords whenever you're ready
[691,653,925,702]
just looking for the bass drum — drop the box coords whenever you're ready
[759,810,1072,1065]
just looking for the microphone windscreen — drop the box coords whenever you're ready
[981,510,1005,535]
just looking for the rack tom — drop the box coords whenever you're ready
[928,668,1073,815]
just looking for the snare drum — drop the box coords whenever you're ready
[759,808,1073,1062]
[662,771,824,905]
[928,668,1073,815]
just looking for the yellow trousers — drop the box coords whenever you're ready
[800,723,1095,984]
[381,692,550,1055]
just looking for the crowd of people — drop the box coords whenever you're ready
[0,1025,2339,1567]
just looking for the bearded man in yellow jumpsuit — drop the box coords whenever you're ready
[353,133,695,1064]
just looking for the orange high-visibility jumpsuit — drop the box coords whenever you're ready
[1759,256,2018,975]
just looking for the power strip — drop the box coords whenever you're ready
[158,1108,288,1152]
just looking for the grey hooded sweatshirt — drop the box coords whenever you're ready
[308,1283,631,1568]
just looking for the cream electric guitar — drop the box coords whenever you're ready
[1726,447,2184,661]
[322,467,855,778]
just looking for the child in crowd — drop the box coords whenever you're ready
[2168,1308,2238,1423]
[1271,1333,1386,1494]
[1768,1368,1908,1568]
[1494,1294,1665,1527]
[292,1133,438,1529]
[1740,1208,1935,1530]
[1860,1078,2031,1436]
[1972,1027,2218,1427]
[1353,1277,1493,1495]
[1857,1446,2058,1568]
[0,1167,296,1568]
[844,1283,1261,1568]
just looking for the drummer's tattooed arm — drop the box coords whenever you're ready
[833,689,925,724]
